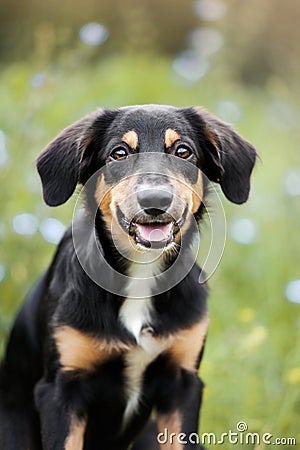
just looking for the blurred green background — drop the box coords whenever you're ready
[0,0,300,447]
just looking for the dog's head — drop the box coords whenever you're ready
[37,105,256,254]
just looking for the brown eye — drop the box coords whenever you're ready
[110,147,128,161]
[175,145,192,159]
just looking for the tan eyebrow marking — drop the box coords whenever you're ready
[165,129,181,148]
[122,130,138,150]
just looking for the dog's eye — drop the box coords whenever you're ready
[175,145,192,159]
[110,147,128,161]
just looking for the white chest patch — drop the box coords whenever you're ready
[119,257,167,426]
[119,258,160,343]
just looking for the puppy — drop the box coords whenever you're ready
[0,105,256,450]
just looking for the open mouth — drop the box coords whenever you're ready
[116,208,184,249]
[130,221,180,249]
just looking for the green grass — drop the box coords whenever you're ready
[0,53,299,448]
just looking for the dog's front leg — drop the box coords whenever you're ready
[34,374,86,450]
[156,371,205,450]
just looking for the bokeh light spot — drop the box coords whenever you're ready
[188,27,224,57]
[12,213,39,236]
[194,0,226,21]
[40,218,66,244]
[287,367,300,384]
[172,50,209,83]
[238,307,256,323]
[229,218,258,245]
[29,72,46,89]
[215,100,242,123]
[268,100,296,130]
[283,169,300,197]
[285,279,300,304]
[79,22,109,46]
[241,326,268,352]
[0,130,9,167]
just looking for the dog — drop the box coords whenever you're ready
[0,104,256,450]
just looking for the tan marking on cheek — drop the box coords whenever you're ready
[96,188,112,219]
[95,175,113,223]
[54,326,130,372]
[192,171,203,214]
[95,176,130,236]
[165,129,181,148]
[168,177,194,246]
[157,410,183,450]
[170,177,191,208]
[172,173,203,215]
[110,177,132,206]
[168,317,208,372]
[95,174,139,254]
[65,415,87,450]
[122,130,138,150]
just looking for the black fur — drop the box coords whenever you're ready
[0,105,256,449]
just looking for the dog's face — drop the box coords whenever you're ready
[37,105,256,255]
[91,106,205,253]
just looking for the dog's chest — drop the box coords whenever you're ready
[119,259,160,346]
[119,260,167,425]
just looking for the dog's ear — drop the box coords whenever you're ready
[183,107,257,204]
[36,110,105,206]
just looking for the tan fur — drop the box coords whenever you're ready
[165,129,181,148]
[204,128,221,158]
[122,130,138,150]
[191,171,203,214]
[95,175,126,240]
[54,326,130,372]
[167,174,203,244]
[157,410,183,450]
[95,175,132,226]
[95,174,141,256]
[168,316,208,372]
[64,415,87,450]
[95,176,112,220]
[54,317,207,375]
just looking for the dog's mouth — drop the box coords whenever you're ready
[130,221,180,249]
[117,208,184,249]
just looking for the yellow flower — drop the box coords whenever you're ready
[287,368,300,384]
[242,326,268,351]
[238,308,256,323]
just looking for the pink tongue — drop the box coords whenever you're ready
[136,223,173,242]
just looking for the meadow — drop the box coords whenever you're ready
[0,53,299,448]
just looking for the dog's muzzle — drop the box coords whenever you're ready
[116,186,186,249]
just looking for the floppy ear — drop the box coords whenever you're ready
[36,110,103,206]
[184,107,257,204]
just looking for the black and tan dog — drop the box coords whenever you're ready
[0,105,256,450]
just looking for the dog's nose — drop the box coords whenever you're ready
[137,188,173,216]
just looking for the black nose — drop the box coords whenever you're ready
[137,188,173,216]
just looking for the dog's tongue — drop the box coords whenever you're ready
[136,223,173,242]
